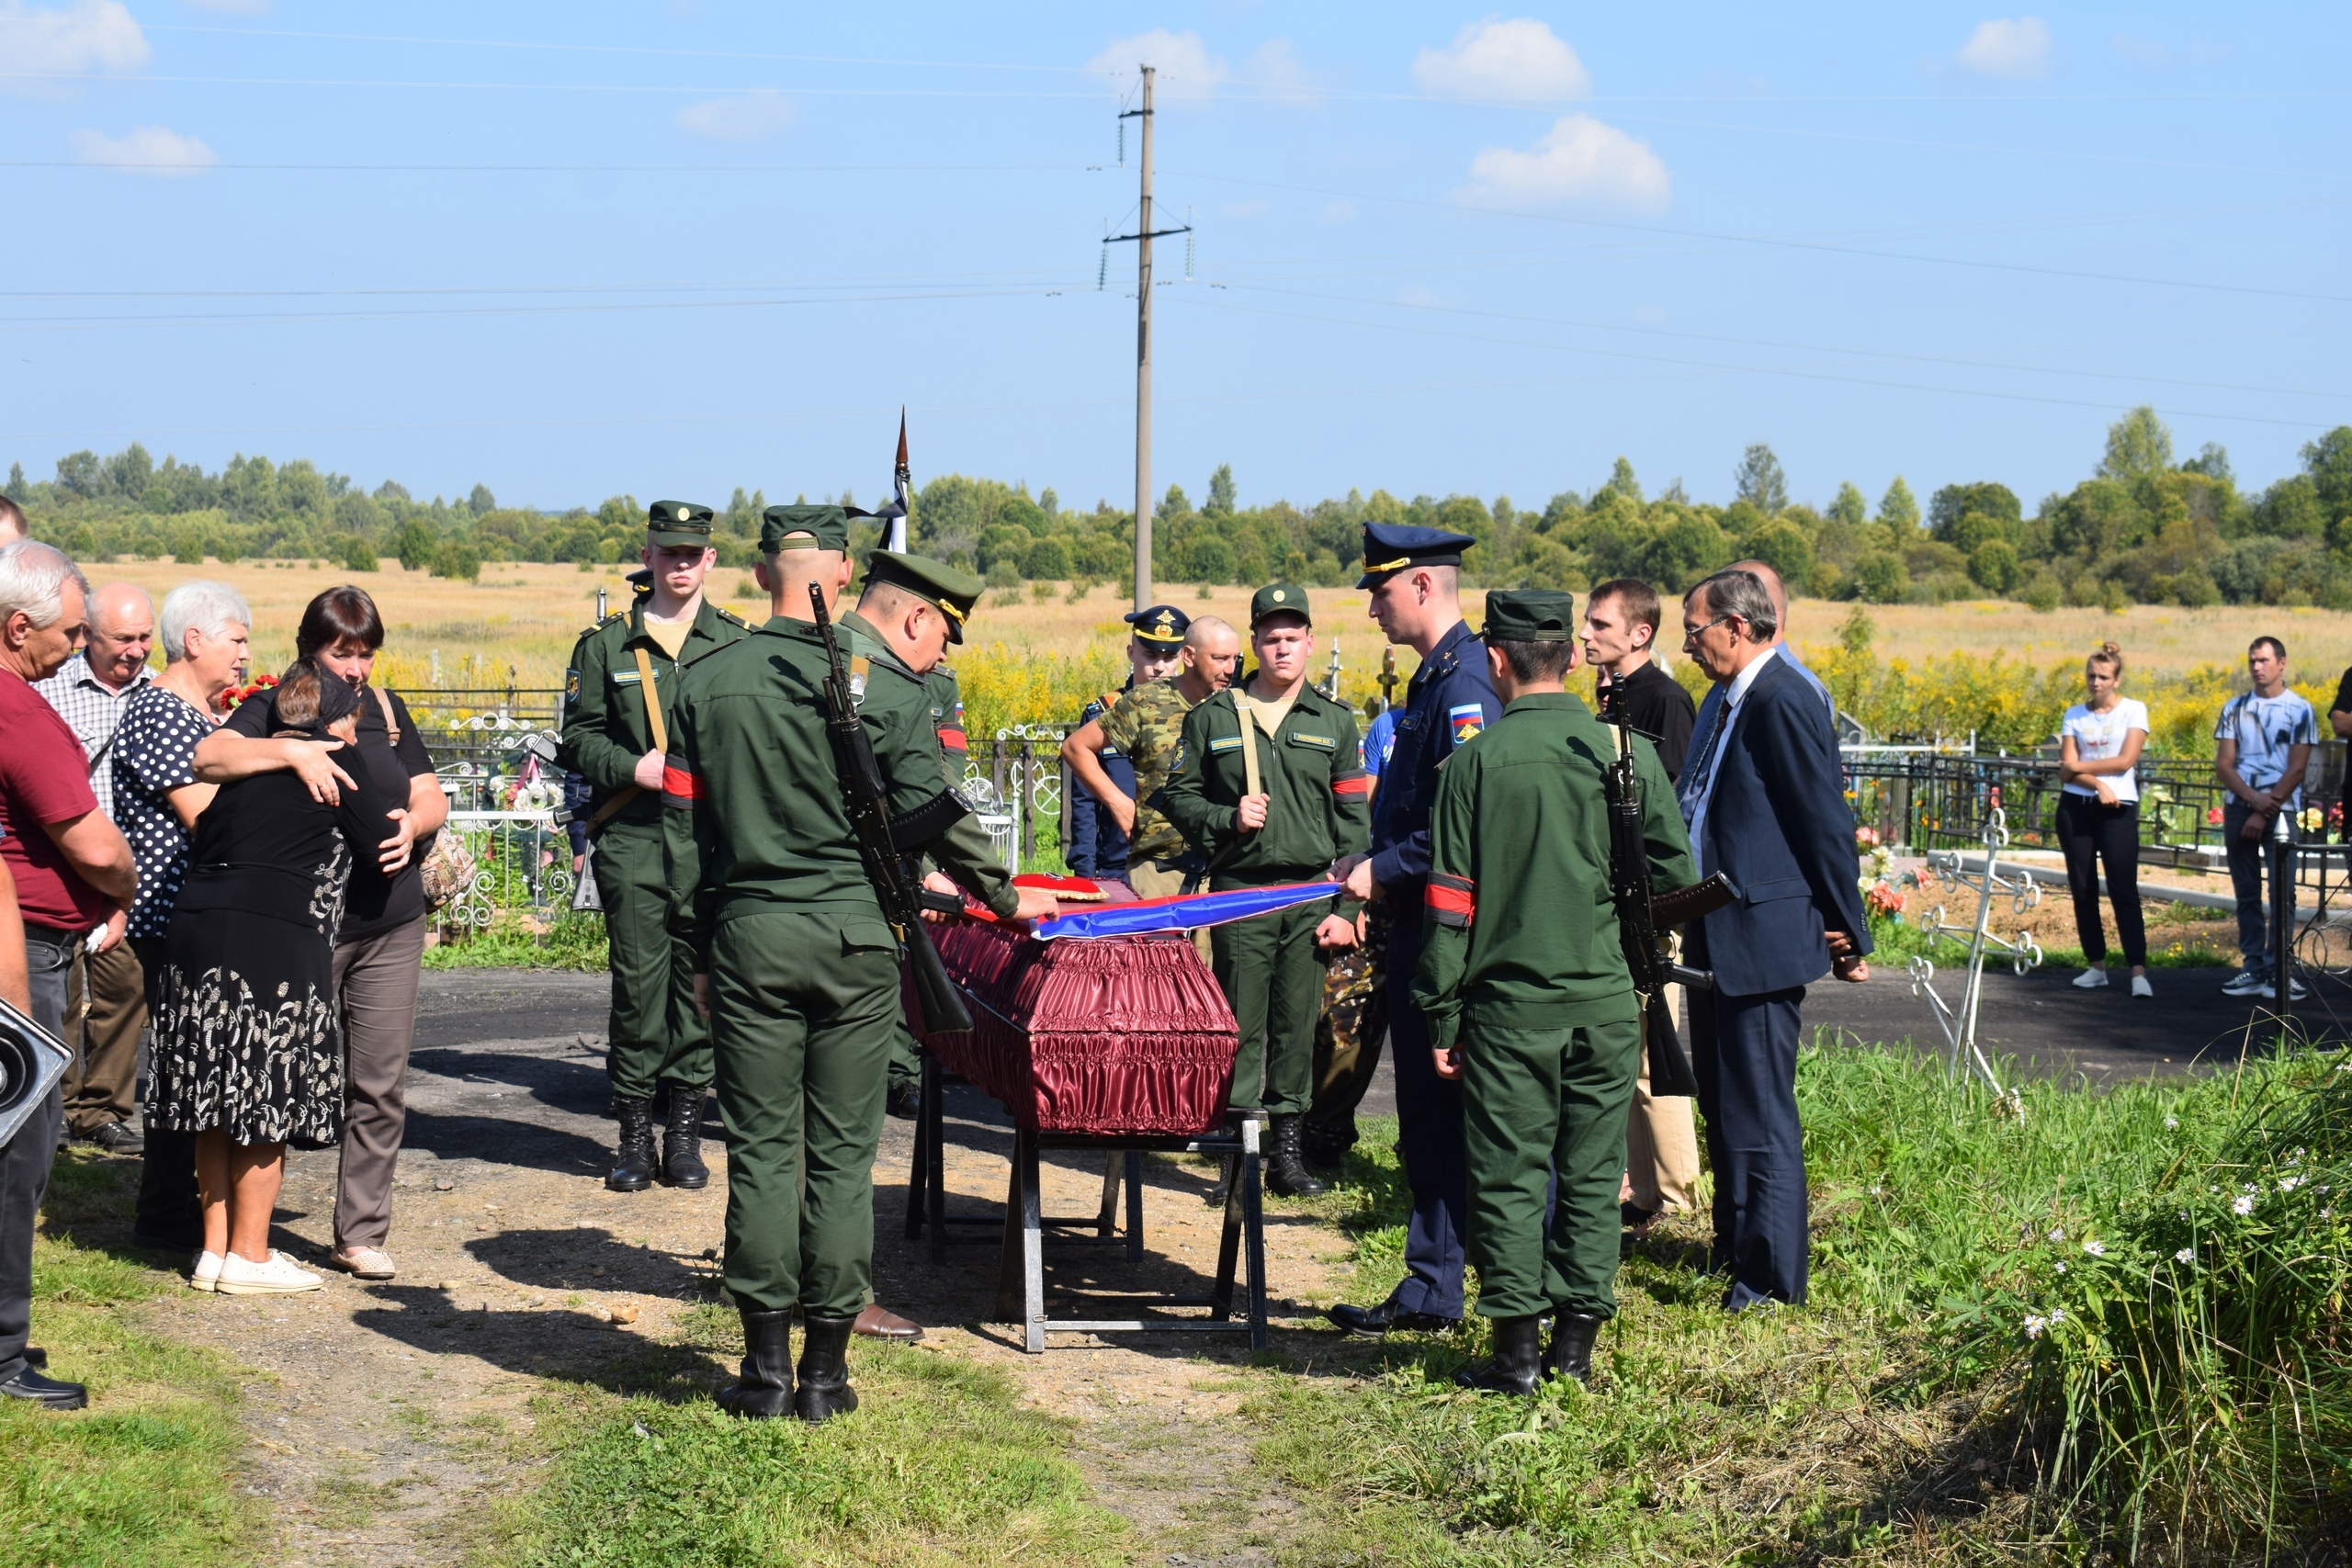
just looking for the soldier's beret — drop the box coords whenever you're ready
[1124,603,1191,647]
[646,500,716,547]
[760,503,849,554]
[1356,521,1477,590]
[1249,582,1311,628]
[864,551,985,645]
[1483,588,1578,642]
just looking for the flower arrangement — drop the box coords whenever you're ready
[221,672,278,710]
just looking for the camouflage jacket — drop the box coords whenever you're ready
[1100,676,1204,864]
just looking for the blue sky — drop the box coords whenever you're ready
[0,2,2345,516]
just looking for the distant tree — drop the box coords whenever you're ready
[2181,442,2233,484]
[375,479,412,502]
[1877,476,1920,537]
[1039,487,1060,516]
[1739,517,1815,590]
[2098,405,2175,481]
[1827,481,1868,530]
[2302,426,2352,535]
[5,462,21,497]
[1659,477,1689,504]
[54,450,102,499]
[1023,536,1072,581]
[1205,464,1237,517]
[431,540,481,581]
[1928,482,2022,553]
[338,536,379,572]
[1603,457,1642,504]
[1968,540,2021,594]
[278,460,330,520]
[391,518,438,571]
[104,443,153,499]
[1183,535,1236,583]
[1161,482,1193,519]
[1851,551,1909,603]
[1733,443,1789,513]
[469,484,496,516]
[221,454,277,521]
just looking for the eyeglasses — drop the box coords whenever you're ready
[1681,615,1736,647]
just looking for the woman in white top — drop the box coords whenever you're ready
[2056,641,2151,996]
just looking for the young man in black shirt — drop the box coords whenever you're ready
[1580,576,1702,1231]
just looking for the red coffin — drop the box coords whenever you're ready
[913,920,1238,1137]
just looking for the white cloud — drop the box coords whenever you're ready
[674,88,793,141]
[1087,29,1227,101]
[1457,113,1669,211]
[1953,17,2052,79]
[70,124,215,176]
[0,0,148,96]
[1240,39,1317,106]
[1412,17,1589,101]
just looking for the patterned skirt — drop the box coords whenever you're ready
[147,907,345,1149]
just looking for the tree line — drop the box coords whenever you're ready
[8,405,2351,608]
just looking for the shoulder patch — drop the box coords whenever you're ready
[1449,703,1486,743]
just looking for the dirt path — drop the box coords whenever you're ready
[129,970,1362,1566]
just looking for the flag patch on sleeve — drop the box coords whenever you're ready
[1449,704,1486,742]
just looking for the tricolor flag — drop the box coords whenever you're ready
[1030,882,1343,942]
[873,408,912,553]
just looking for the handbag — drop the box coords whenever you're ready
[371,686,478,913]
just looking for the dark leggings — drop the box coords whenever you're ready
[2056,793,2146,968]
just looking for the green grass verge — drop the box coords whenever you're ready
[0,1151,255,1568]
[1243,1033,2347,1566]
[423,911,609,971]
[478,1303,1127,1567]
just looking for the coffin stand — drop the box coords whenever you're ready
[906,908,1268,1353]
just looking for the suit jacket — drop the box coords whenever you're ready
[1685,655,1870,997]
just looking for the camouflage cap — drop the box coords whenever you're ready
[646,499,716,548]
[1248,582,1311,628]
[1124,603,1191,648]
[863,551,985,645]
[1483,588,1577,642]
[760,502,849,554]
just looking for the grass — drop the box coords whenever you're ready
[1239,1033,2352,1567]
[0,1151,255,1568]
[424,910,612,971]
[477,1303,1128,1567]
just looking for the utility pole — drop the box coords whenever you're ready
[1107,67,1188,613]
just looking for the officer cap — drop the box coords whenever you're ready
[1124,604,1192,648]
[1249,582,1312,628]
[1483,588,1578,642]
[863,551,984,645]
[760,502,849,554]
[646,499,717,548]
[1356,521,1477,590]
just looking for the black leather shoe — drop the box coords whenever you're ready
[795,1312,860,1424]
[81,1120,145,1156]
[1327,1293,1458,1337]
[1456,1314,1544,1395]
[606,1096,657,1192]
[716,1309,795,1419]
[1267,1115,1329,1199]
[1,1367,88,1410]
[884,1082,921,1121]
[661,1088,710,1190]
[1544,1312,1604,1385]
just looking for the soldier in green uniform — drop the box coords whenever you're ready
[558,500,749,1192]
[1162,585,1372,1199]
[883,658,971,1123]
[664,540,1055,1422]
[1412,590,1696,1393]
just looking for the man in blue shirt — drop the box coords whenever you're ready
[2215,635,2317,1000]
[1327,522,1500,1338]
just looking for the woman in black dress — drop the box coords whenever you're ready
[146,662,403,1296]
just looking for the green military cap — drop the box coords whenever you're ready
[1483,588,1578,641]
[760,502,849,554]
[864,551,984,644]
[647,499,716,547]
[1249,582,1311,627]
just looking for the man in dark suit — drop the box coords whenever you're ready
[1676,569,1869,1310]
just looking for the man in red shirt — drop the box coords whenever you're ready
[0,540,135,1410]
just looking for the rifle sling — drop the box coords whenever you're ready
[584,642,673,835]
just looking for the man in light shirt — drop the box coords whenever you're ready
[2214,636,2315,1000]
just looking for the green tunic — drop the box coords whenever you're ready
[1408,691,1696,1320]
[1159,680,1372,1116]
[1097,678,1204,867]
[662,615,1016,1317]
[556,590,749,1097]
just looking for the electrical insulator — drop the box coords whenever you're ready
[1117,121,1125,166]
[1098,242,1107,291]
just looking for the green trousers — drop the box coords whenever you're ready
[594,819,712,1099]
[1209,894,1328,1117]
[709,908,899,1316]
[1461,1010,1643,1320]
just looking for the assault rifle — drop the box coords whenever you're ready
[808,584,975,1033]
[1600,681,1736,1098]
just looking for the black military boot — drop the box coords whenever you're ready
[1266,1115,1329,1199]
[795,1311,861,1424]
[716,1309,794,1419]
[1544,1312,1604,1385]
[662,1087,710,1190]
[605,1096,657,1192]
[1455,1314,1545,1396]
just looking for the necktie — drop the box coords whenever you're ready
[1678,687,1725,823]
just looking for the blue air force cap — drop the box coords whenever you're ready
[1124,604,1191,648]
[1356,522,1477,590]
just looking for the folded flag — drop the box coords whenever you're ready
[1031,881,1341,942]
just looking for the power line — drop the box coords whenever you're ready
[0,70,1103,98]
[0,159,1097,176]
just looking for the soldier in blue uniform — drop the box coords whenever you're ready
[1063,604,1187,881]
[1327,522,1501,1337]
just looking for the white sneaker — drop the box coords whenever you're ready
[214,1249,324,1296]
[2072,967,2109,989]
[2222,971,2267,998]
[2290,976,2310,1000]
[2131,975,2154,998]
[188,1250,222,1292]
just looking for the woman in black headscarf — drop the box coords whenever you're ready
[146,660,404,1296]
